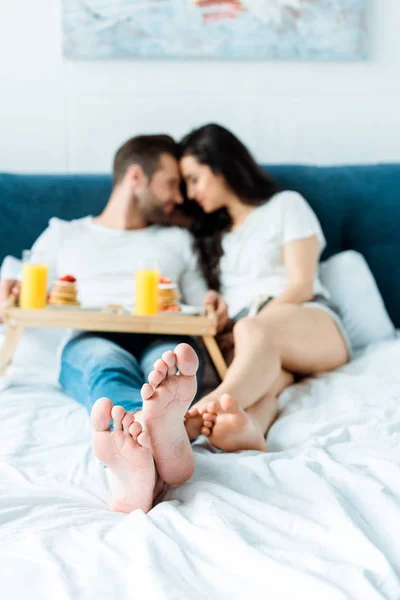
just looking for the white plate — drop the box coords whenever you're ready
[179,304,203,316]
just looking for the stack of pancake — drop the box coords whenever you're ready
[49,274,80,306]
[158,277,180,312]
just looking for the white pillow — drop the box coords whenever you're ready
[319,250,395,350]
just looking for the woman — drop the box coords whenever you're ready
[180,124,351,452]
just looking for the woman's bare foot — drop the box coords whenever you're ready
[184,404,216,440]
[141,343,198,485]
[202,394,267,452]
[91,397,156,514]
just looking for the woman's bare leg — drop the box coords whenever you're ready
[193,304,348,413]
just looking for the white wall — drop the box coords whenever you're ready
[1,0,399,173]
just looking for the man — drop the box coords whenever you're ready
[0,135,228,497]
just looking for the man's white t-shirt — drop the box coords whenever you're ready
[220,191,329,317]
[2,217,207,309]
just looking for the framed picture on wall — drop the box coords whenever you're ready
[63,0,368,61]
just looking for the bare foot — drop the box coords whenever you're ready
[203,394,267,452]
[141,343,198,485]
[184,405,216,440]
[184,407,204,441]
[91,397,156,514]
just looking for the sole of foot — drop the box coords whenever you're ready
[141,343,198,485]
[202,394,267,452]
[91,397,155,514]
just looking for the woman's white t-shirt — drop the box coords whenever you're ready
[220,191,329,317]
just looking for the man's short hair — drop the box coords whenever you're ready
[113,134,178,186]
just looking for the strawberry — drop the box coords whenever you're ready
[59,274,76,283]
[159,277,172,284]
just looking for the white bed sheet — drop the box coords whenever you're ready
[1,328,400,600]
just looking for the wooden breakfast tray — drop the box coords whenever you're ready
[0,306,227,379]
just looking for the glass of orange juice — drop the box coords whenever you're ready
[134,262,160,316]
[19,250,49,309]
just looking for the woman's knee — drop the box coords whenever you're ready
[233,317,276,351]
[233,317,260,340]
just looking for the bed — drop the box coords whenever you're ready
[1,328,400,599]
[1,166,400,599]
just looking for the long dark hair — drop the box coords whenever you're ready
[179,123,279,291]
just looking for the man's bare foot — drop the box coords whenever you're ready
[202,394,267,452]
[141,343,198,485]
[91,397,156,514]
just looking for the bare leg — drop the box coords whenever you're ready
[192,305,348,413]
[187,319,279,422]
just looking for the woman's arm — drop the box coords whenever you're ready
[266,235,318,308]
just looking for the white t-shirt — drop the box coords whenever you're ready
[220,191,329,317]
[2,217,207,309]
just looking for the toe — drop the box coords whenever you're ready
[122,411,135,432]
[188,407,199,417]
[201,426,211,436]
[202,412,217,422]
[128,421,142,438]
[153,359,168,378]
[207,400,221,415]
[148,369,164,388]
[91,397,113,432]
[174,343,199,377]
[111,405,126,430]
[220,394,241,414]
[203,420,214,429]
[137,430,151,449]
[141,383,155,401]
[162,350,177,376]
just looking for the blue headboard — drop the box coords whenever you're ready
[1,165,399,326]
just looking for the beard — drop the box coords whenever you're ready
[139,189,170,225]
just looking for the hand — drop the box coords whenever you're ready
[0,279,20,323]
[203,289,229,333]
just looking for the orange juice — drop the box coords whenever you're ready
[134,269,159,315]
[20,264,49,309]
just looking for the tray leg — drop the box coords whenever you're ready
[202,335,227,381]
[0,325,24,376]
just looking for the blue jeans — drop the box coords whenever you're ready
[59,332,205,414]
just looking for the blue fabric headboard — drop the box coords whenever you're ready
[1,165,399,326]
